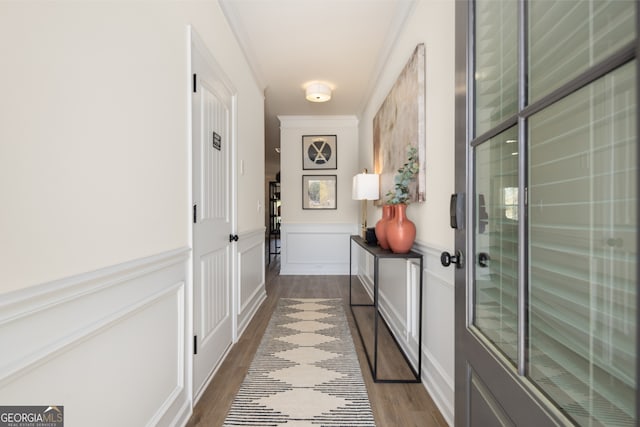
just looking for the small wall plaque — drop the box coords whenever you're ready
[212,132,221,150]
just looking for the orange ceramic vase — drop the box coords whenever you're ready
[387,204,416,254]
[375,204,394,250]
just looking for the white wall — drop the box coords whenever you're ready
[359,1,455,249]
[356,0,456,424]
[279,115,360,224]
[0,1,264,292]
[278,116,360,275]
[0,1,264,426]
[1,1,183,291]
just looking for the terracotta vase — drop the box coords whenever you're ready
[375,204,394,250]
[387,204,416,254]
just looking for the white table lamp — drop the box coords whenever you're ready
[352,171,380,238]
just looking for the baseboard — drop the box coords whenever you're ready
[237,286,266,338]
[170,398,194,427]
[192,340,234,406]
[422,347,455,426]
[0,248,191,427]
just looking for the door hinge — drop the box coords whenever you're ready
[193,204,197,224]
[193,335,198,355]
[193,73,197,93]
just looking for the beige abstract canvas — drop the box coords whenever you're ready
[374,43,426,205]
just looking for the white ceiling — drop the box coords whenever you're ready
[219,0,417,176]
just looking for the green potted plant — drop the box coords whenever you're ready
[385,146,419,205]
[385,145,418,253]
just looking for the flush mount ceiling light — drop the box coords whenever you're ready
[305,82,332,102]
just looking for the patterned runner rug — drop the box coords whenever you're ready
[224,298,376,426]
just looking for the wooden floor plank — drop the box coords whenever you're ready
[186,260,449,427]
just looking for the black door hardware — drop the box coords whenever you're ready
[441,250,463,268]
[450,193,465,229]
[478,252,490,267]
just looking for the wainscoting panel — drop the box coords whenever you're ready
[199,247,229,343]
[0,248,191,427]
[354,240,454,426]
[356,254,417,363]
[280,223,358,275]
[418,243,455,426]
[236,228,266,337]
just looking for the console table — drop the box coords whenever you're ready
[349,235,423,383]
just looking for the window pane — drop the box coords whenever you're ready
[528,0,635,102]
[473,127,519,364]
[474,0,518,136]
[528,62,636,425]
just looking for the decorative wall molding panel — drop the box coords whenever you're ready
[236,228,267,337]
[280,223,358,275]
[0,248,191,427]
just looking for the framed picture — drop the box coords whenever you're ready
[302,135,337,170]
[302,175,337,210]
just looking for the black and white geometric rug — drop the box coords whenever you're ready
[224,298,376,426]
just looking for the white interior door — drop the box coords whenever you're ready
[192,39,234,399]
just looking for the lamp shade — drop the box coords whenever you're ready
[352,173,380,201]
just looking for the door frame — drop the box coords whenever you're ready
[187,25,239,403]
[452,1,468,423]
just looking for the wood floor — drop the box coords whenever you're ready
[186,259,449,427]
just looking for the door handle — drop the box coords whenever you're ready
[229,234,239,242]
[441,250,463,268]
[449,193,465,229]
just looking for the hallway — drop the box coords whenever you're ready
[186,262,448,427]
[2,1,636,425]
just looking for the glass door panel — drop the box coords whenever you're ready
[528,61,637,426]
[473,127,519,365]
[528,0,636,102]
[474,0,518,136]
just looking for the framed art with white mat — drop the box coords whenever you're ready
[302,135,337,170]
[302,175,337,210]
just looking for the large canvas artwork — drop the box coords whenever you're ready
[373,43,426,205]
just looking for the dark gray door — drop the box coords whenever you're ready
[453,1,638,426]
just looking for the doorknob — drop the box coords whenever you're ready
[478,252,490,267]
[229,234,239,242]
[441,250,463,268]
